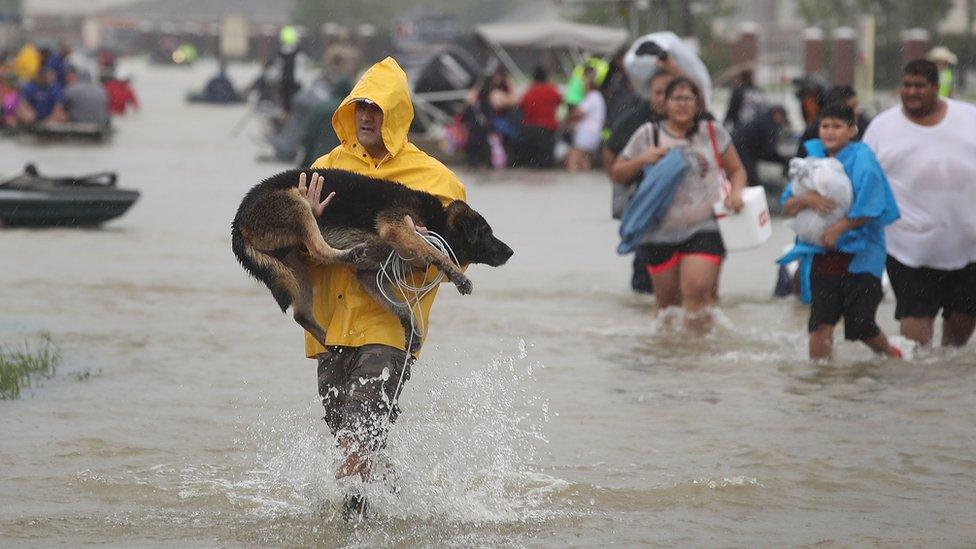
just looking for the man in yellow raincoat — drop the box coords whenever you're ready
[299,57,466,511]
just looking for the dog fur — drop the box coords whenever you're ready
[231,168,513,352]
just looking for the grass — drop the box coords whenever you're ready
[0,334,62,400]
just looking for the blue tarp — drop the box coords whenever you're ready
[617,148,689,255]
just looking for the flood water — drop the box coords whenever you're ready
[2,60,975,547]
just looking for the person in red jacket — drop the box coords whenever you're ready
[102,69,139,116]
[515,66,562,168]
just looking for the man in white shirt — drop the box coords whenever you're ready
[863,59,976,347]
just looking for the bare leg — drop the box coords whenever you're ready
[649,265,681,313]
[809,324,834,360]
[900,316,935,346]
[679,255,721,333]
[336,435,370,480]
[863,331,902,358]
[942,313,976,347]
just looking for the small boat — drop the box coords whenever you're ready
[24,122,113,143]
[0,164,139,227]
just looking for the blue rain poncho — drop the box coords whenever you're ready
[617,147,690,255]
[777,139,900,302]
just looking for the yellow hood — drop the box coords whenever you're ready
[332,57,413,159]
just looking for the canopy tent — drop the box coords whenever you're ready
[474,20,629,54]
[474,19,629,79]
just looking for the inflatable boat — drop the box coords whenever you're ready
[0,164,139,227]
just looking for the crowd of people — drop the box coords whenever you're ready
[604,53,974,362]
[439,40,974,363]
[454,60,617,171]
[0,42,138,132]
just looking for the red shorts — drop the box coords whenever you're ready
[640,231,725,276]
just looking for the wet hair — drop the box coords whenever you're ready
[903,59,939,85]
[818,102,856,126]
[532,65,547,83]
[664,76,701,102]
[823,85,856,107]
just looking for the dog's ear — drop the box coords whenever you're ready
[450,200,487,245]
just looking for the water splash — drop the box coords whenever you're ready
[239,340,559,530]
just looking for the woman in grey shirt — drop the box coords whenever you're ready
[611,76,748,332]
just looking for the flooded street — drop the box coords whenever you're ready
[2,60,975,547]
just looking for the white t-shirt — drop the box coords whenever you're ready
[862,98,976,270]
[572,90,606,152]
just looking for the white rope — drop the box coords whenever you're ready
[356,230,459,510]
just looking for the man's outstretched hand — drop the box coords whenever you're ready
[298,171,335,218]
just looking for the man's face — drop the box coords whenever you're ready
[648,74,672,116]
[900,74,938,118]
[355,101,384,150]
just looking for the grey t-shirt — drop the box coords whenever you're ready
[620,120,731,244]
[64,82,109,126]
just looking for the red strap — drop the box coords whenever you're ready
[706,120,731,197]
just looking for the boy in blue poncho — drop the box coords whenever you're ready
[778,103,902,359]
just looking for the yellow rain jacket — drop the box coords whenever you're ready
[306,57,467,358]
[12,43,41,83]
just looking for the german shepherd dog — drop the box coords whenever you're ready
[231,168,514,352]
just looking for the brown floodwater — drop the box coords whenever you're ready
[2,59,975,547]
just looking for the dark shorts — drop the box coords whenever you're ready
[317,344,412,449]
[886,256,976,320]
[808,258,883,341]
[640,231,725,276]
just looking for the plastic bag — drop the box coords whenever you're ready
[623,32,713,110]
[786,157,852,245]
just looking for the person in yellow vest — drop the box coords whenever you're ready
[299,57,466,516]
[11,42,42,83]
[926,46,957,98]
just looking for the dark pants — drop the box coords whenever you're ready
[513,125,556,168]
[317,344,412,451]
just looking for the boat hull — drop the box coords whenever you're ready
[0,189,140,227]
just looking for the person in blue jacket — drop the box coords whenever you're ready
[778,103,901,360]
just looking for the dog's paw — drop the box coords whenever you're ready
[454,276,473,295]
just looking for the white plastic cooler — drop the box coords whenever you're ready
[713,186,772,251]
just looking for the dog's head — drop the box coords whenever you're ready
[445,200,513,267]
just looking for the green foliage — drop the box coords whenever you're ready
[0,334,61,400]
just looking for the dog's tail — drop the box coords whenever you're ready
[232,220,296,312]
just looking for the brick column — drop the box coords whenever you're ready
[831,26,856,86]
[901,28,930,64]
[733,22,758,66]
[803,27,824,75]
